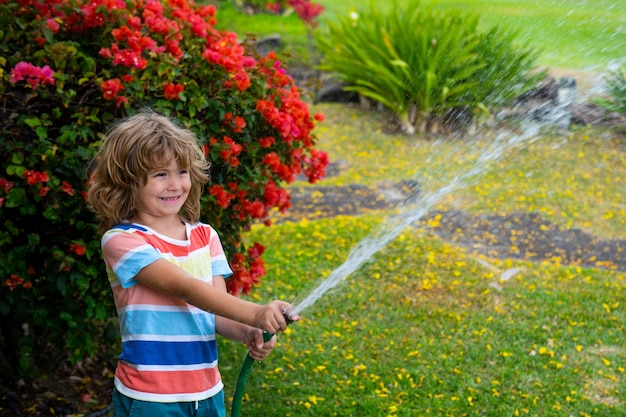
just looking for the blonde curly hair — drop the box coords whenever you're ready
[88,109,210,235]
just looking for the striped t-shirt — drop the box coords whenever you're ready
[101,221,233,403]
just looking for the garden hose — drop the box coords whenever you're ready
[231,313,295,417]
[231,331,274,417]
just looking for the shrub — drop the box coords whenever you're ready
[0,0,326,374]
[595,66,626,119]
[315,0,543,134]
[230,0,324,27]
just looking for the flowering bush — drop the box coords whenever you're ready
[231,0,325,27]
[0,0,326,372]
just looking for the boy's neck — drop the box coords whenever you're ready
[132,216,187,240]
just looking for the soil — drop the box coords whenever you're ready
[279,181,626,273]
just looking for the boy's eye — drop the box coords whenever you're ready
[179,169,189,175]
[153,172,166,177]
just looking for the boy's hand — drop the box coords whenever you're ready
[245,329,276,361]
[254,300,300,333]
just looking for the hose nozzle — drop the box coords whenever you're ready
[283,309,297,325]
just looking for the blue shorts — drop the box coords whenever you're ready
[113,388,226,417]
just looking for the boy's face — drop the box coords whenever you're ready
[133,156,191,224]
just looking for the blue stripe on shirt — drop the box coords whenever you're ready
[211,258,233,278]
[120,339,218,366]
[114,248,162,288]
[119,309,215,337]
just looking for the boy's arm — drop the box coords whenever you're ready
[133,259,291,333]
[212,275,256,342]
[212,275,279,361]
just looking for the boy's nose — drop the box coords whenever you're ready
[167,178,182,190]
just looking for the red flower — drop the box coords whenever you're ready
[61,180,74,196]
[304,149,329,183]
[224,113,247,133]
[69,243,86,256]
[244,200,265,218]
[208,185,235,209]
[264,180,291,211]
[0,178,14,194]
[259,136,275,148]
[23,170,49,186]
[267,2,282,14]
[5,274,24,291]
[247,242,266,259]
[164,82,184,100]
[100,78,124,101]
[287,0,325,28]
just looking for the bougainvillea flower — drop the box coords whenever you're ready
[100,78,124,100]
[9,62,55,89]
[163,82,184,100]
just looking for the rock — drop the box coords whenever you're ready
[253,34,282,56]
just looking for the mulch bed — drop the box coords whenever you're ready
[278,182,626,272]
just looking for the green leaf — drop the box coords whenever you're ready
[11,153,24,164]
[8,165,26,177]
[5,187,26,208]
[24,116,41,127]
[0,301,9,315]
[60,311,76,327]
[36,126,47,140]
[43,206,59,220]
[57,276,68,296]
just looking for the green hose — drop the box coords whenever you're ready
[231,331,274,417]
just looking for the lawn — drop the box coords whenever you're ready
[213,2,626,415]
[213,0,626,70]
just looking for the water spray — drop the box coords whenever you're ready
[231,311,295,417]
[231,119,552,415]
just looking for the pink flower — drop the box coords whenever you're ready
[287,0,325,27]
[9,62,55,89]
[46,18,60,34]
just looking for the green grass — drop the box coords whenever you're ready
[216,102,625,415]
[220,216,625,416]
[213,0,626,69]
[209,1,625,415]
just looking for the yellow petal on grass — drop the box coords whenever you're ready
[308,395,323,405]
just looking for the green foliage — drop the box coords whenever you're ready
[0,0,326,374]
[595,66,626,118]
[314,0,543,133]
[469,26,545,108]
